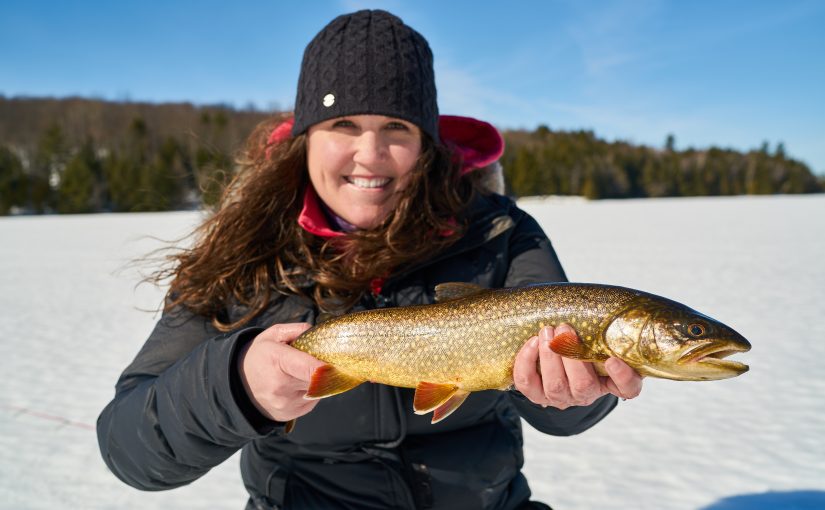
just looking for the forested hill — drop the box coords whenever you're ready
[1,96,821,215]
[501,128,822,199]
[0,97,268,214]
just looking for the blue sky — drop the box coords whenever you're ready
[2,0,823,173]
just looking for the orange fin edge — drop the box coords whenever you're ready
[414,382,459,414]
[549,331,607,362]
[305,364,364,399]
[431,390,471,423]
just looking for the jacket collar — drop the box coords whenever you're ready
[268,115,505,239]
[298,185,345,238]
[381,193,518,288]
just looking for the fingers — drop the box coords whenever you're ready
[543,325,603,406]
[256,322,321,384]
[560,359,601,405]
[516,324,635,410]
[513,335,546,404]
[239,323,324,423]
[515,325,601,410]
[602,357,643,399]
[537,327,569,405]
[259,322,312,344]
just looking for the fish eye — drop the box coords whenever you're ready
[688,323,705,337]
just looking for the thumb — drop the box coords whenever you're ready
[277,343,326,384]
[260,323,323,384]
[260,322,312,344]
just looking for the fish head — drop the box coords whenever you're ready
[606,297,751,381]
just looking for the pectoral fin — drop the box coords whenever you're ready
[414,382,459,414]
[305,364,364,399]
[316,312,337,324]
[549,331,608,362]
[431,390,470,423]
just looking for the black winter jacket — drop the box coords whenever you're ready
[97,192,617,509]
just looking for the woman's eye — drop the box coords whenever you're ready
[332,120,356,128]
[385,122,409,131]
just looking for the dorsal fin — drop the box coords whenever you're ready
[434,282,487,303]
[316,311,337,324]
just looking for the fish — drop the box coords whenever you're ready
[291,282,751,424]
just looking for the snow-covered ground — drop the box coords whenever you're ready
[1,195,823,510]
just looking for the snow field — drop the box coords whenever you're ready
[1,195,823,509]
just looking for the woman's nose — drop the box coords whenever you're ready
[352,131,386,166]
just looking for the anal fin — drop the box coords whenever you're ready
[305,364,364,399]
[414,382,458,414]
[431,390,470,423]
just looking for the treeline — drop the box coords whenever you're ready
[501,127,822,199]
[0,96,268,214]
[1,97,822,215]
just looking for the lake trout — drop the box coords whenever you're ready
[292,282,751,424]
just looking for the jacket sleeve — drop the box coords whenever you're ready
[96,306,282,490]
[502,205,619,435]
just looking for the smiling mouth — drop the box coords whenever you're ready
[345,176,392,189]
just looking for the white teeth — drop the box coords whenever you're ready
[347,176,391,189]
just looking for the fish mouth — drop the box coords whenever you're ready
[679,341,751,373]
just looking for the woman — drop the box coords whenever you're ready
[97,10,642,510]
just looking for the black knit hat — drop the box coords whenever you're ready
[291,10,439,140]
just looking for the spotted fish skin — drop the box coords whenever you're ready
[291,282,751,422]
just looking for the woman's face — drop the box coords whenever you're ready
[306,114,422,229]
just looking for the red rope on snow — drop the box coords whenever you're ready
[3,404,95,431]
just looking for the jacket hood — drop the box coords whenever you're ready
[266,115,504,239]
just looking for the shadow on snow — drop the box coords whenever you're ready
[700,490,825,510]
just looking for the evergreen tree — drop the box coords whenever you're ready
[0,146,27,214]
[138,137,188,211]
[105,152,142,211]
[508,146,539,197]
[746,153,774,195]
[32,124,69,212]
[665,133,676,152]
[775,142,786,159]
[581,161,602,199]
[58,140,99,213]
[535,124,551,138]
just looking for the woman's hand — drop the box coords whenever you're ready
[237,322,325,423]
[513,324,643,409]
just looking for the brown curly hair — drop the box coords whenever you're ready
[153,114,481,331]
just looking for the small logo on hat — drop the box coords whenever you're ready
[323,94,335,107]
